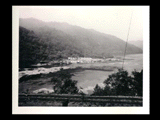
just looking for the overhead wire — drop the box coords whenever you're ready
[122,10,133,69]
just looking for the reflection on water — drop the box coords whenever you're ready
[72,70,115,94]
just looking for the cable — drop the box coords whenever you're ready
[122,10,133,69]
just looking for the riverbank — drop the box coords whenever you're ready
[19,54,143,95]
[19,66,119,83]
[19,65,119,95]
[19,62,120,79]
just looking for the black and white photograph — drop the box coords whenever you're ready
[12,6,149,114]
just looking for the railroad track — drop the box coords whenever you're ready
[19,94,143,106]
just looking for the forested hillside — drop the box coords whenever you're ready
[19,26,84,68]
[19,26,47,68]
[19,18,143,68]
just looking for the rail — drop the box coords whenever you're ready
[19,94,143,106]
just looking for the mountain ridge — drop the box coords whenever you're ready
[128,40,143,50]
[19,17,142,67]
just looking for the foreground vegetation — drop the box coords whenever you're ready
[92,69,143,96]
[19,68,142,106]
[20,68,142,96]
[49,68,143,97]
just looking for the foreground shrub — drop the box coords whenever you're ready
[92,69,143,96]
[51,68,79,94]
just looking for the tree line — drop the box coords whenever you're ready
[51,68,143,97]
[92,69,143,96]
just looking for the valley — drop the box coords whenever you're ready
[18,18,143,95]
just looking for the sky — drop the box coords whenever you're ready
[18,6,144,41]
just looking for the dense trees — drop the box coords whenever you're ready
[92,69,143,96]
[19,26,48,68]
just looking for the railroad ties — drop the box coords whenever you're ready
[19,94,143,106]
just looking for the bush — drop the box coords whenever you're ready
[131,70,143,96]
[92,84,104,96]
[92,69,143,96]
[51,68,79,94]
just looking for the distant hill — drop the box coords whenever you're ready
[19,18,143,68]
[128,40,143,50]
